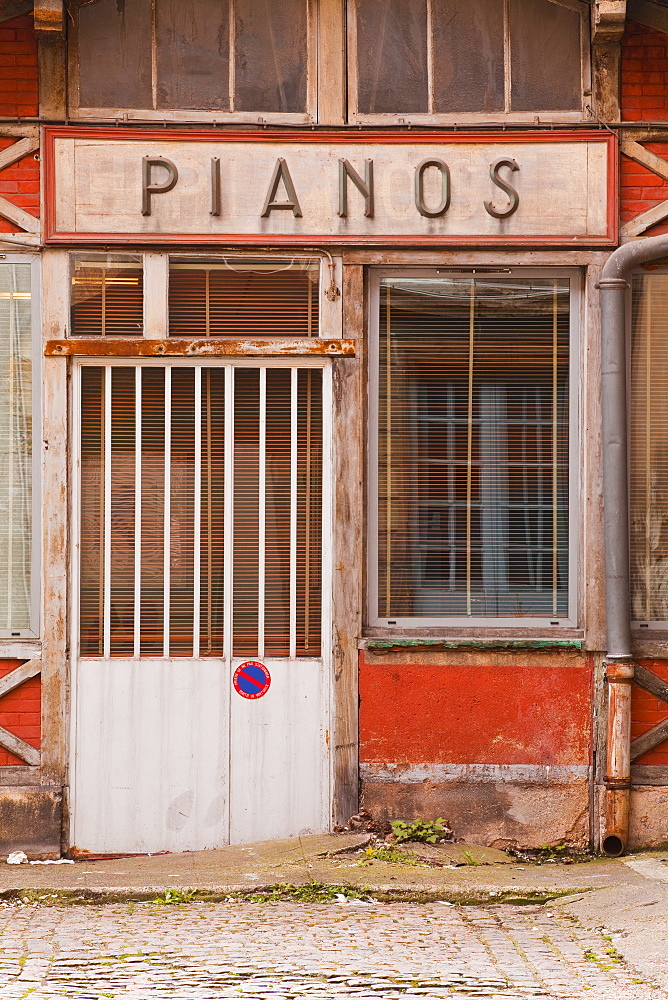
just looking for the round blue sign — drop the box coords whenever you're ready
[233,660,271,700]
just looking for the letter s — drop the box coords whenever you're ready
[484,157,519,219]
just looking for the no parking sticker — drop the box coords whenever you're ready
[233,660,271,699]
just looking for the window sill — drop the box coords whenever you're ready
[360,634,584,654]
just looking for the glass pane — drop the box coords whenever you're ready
[169,259,319,337]
[355,0,428,113]
[432,0,504,113]
[156,0,230,111]
[510,0,582,111]
[71,254,144,337]
[77,0,153,109]
[631,274,668,622]
[235,0,308,112]
[377,276,570,620]
[0,263,32,631]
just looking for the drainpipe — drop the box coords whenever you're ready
[599,233,668,856]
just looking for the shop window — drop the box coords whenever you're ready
[631,273,668,625]
[70,255,144,338]
[369,271,577,626]
[72,0,312,120]
[351,0,588,119]
[168,259,320,338]
[0,260,36,637]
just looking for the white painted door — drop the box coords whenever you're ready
[71,361,331,854]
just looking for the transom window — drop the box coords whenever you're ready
[71,0,314,121]
[350,0,590,121]
[369,270,578,627]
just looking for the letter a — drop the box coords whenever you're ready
[260,158,303,218]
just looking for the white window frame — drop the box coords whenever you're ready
[347,0,592,126]
[367,266,580,630]
[0,254,41,640]
[68,0,319,125]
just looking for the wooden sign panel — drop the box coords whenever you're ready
[44,128,617,246]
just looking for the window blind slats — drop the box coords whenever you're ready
[0,264,32,632]
[71,255,144,338]
[631,274,668,623]
[80,364,322,658]
[377,277,570,621]
[168,261,319,338]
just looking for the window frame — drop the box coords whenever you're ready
[0,254,41,640]
[347,0,592,125]
[67,0,320,125]
[366,265,580,630]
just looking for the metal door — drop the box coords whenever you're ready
[70,360,331,853]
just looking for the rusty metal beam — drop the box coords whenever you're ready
[34,0,62,32]
[45,338,356,358]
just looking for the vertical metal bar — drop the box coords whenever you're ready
[307,274,312,338]
[163,366,171,657]
[103,365,112,659]
[206,369,213,655]
[150,0,157,110]
[466,281,475,616]
[290,367,298,659]
[133,366,142,658]
[385,284,392,617]
[258,368,266,658]
[223,365,234,662]
[205,269,210,340]
[645,278,652,620]
[304,370,312,651]
[100,266,106,337]
[552,280,559,616]
[193,366,202,657]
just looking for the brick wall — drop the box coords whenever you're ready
[0,15,39,235]
[632,661,668,765]
[0,661,40,767]
[621,21,668,238]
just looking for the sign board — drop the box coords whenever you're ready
[233,661,271,700]
[44,128,617,246]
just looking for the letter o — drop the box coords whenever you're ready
[415,159,450,218]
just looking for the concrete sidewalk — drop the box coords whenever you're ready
[1,833,667,989]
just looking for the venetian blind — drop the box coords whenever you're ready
[80,365,322,658]
[376,276,570,621]
[0,263,32,632]
[168,260,320,338]
[630,273,668,623]
[71,255,144,337]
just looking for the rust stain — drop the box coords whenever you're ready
[45,338,356,358]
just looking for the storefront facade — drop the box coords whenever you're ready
[2,0,668,856]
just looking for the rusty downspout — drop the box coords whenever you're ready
[599,233,668,856]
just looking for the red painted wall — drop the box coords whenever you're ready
[0,661,40,767]
[359,653,592,766]
[0,14,39,234]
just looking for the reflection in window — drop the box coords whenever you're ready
[0,263,32,631]
[354,0,584,115]
[70,254,144,337]
[631,274,668,622]
[76,0,309,115]
[376,276,571,621]
[169,259,320,338]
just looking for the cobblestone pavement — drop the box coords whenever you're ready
[0,900,663,1000]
